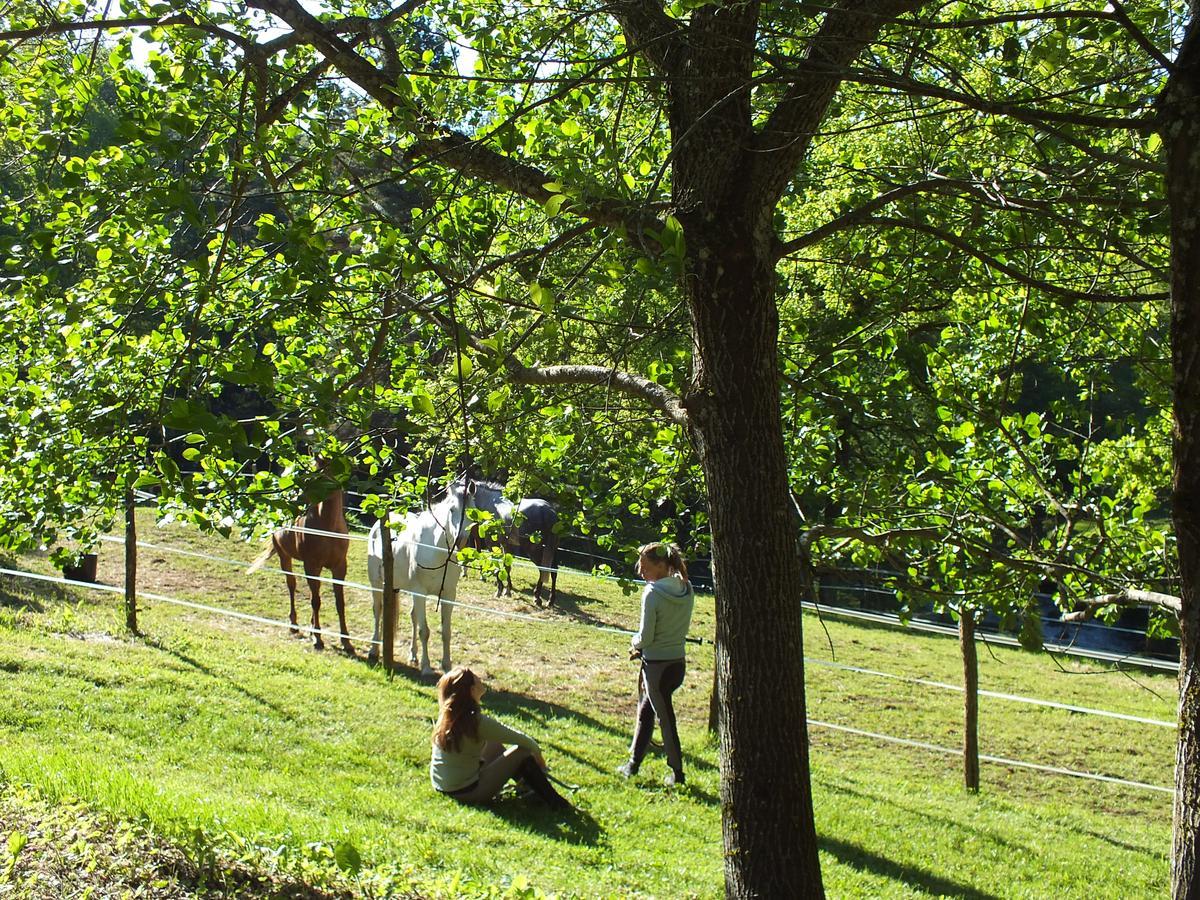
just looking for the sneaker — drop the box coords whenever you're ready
[663,769,685,787]
[617,760,639,778]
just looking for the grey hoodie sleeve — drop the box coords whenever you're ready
[631,584,657,650]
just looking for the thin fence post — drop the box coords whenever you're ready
[961,610,980,792]
[380,519,395,673]
[124,487,138,635]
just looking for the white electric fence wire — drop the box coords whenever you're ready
[0,566,383,647]
[92,537,641,639]
[2,564,1174,794]
[801,600,1180,674]
[97,535,373,593]
[805,658,1175,728]
[98,534,1176,722]
[277,524,624,582]
[808,719,1174,795]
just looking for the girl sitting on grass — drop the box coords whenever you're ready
[430,666,570,811]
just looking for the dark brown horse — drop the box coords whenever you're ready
[248,488,354,653]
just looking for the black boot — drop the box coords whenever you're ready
[517,758,572,811]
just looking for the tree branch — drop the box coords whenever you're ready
[781,214,1168,304]
[608,0,685,78]
[1061,588,1182,621]
[506,363,689,428]
[751,0,926,206]
[0,14,255,52]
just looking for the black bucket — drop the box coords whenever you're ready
[62,552,99,583]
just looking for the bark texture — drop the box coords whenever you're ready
[686,229,823,896]
[1167,18,1200,898]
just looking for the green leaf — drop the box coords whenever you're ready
[544,194,567,217]
[530,283,555,312]
[411,392,435,417]
[334,841,362,874]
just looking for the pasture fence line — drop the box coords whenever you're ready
[0,566,384,647]
[805,658,1176,728]
[800,600,1179,674]
[92,536,650,642]
[250,526,1184,673]
[277,527,1181,664]
[74,537,1183,726]
[98,535,371,593]
[808,719,1174,795]
[1,563,1174,796]
[275,523,631,583]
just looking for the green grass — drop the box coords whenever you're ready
[0,511,1176,897]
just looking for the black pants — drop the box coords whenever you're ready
[630,658,686,772]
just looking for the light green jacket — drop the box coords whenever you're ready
[631,576,695,661]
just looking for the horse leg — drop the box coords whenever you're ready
[439,599,453,674]
[330,562,354,655]
[542,535,559,607]
[366,556,382,664]
[280,553,300,634]
[411,593,432,673]
[303,560,324,650]
[530,543,546,607]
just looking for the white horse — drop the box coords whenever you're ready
[366,474,477,675]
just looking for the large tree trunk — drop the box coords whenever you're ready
[685,222,824,897]
[1166,17,1200,898]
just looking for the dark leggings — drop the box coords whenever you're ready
[630,658,686,772]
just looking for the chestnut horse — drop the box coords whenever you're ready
[248,488,354,654]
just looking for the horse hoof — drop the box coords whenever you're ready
[367,651,379,665]
[422,667,436,678]
[312,639,324,651]
[341,641,355,656]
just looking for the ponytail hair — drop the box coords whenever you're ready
[638,542,689,584]
[433,666,481,752]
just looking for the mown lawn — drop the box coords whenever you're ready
[0,511,1176,898]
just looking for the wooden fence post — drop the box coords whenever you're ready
[960,609,980,792]
[124,487,138,635]
[380,519,395,672]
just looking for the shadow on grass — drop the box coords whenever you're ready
[0,576,47,613]
[140,635,292,717]
[0,550,87,614]
[1062,821,1168,859]
[541,589,637,631]
[819,835,1002,900]
[479,794,606,846]
[822,779,1030,853]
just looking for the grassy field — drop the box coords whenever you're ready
[0,510,1177,898]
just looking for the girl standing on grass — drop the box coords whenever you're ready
[618,542,695,787]
[430,666,570,810]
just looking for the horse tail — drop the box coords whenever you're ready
[247,538,278,574]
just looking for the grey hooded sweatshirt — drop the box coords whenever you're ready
[631,576,695,661]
